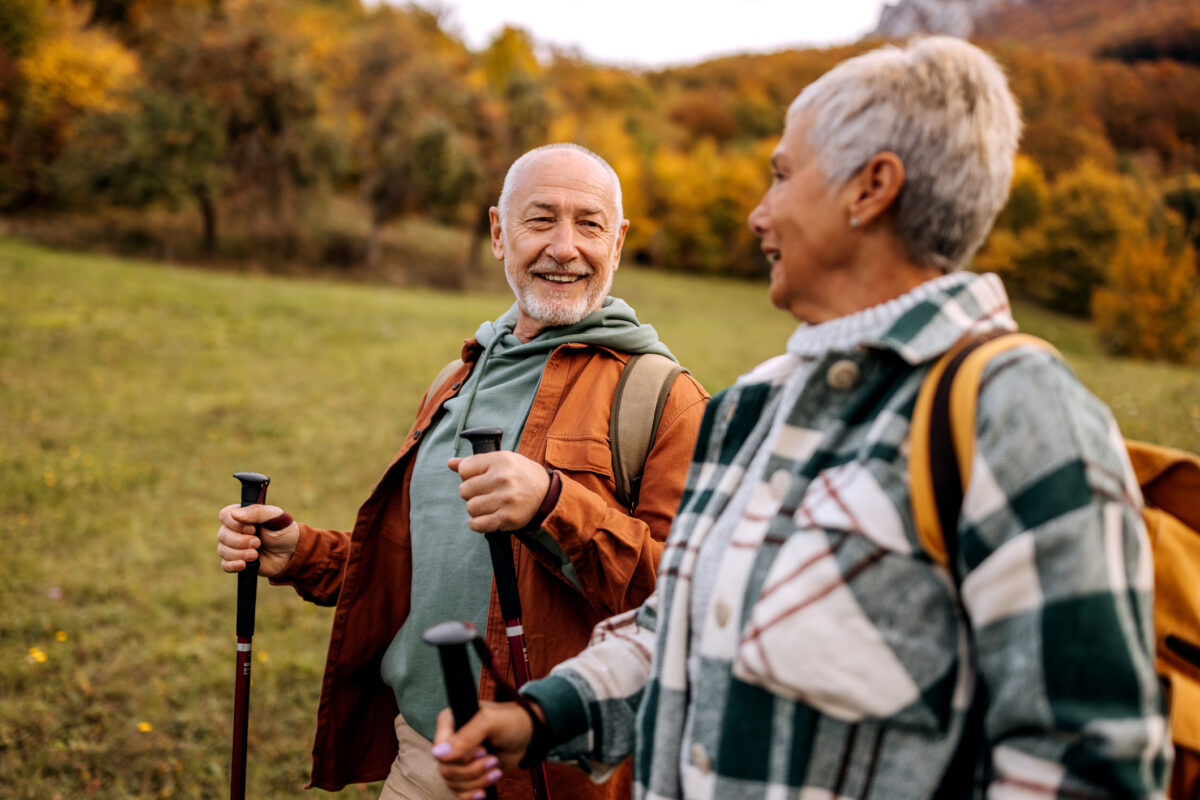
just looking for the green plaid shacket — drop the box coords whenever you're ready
[522,272,1170,799]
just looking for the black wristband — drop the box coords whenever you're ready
[518,700,552,769]
[527,469,561,530]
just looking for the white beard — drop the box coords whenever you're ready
[506,255,614,328]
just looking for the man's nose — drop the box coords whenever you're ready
[546,222,580,263]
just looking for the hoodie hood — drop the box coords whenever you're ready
[474,296,675,360]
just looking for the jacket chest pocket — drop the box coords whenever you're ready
[544,434,614,479]
[732,460,964,732]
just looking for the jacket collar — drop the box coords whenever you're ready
[867,271,1017,365]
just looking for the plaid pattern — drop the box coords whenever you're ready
[522,273,1170,799]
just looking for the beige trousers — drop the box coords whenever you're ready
[377,712,459,800]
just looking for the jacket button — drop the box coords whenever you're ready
[690,742,712,774]
[451,381,461,390]
[826,359,860,390]
[412,429,422,440]
[714,598,731,628]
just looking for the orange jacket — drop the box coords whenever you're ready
[272,339,709,797]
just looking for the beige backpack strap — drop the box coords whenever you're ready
[426,358,465,405]
[610,353,687,512]
[910,332,1059,568]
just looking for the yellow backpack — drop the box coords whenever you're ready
[909,331,1200,798]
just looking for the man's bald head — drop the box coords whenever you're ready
[497,143,624,230]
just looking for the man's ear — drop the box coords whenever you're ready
[846,151,905,227]
[612,219,630,270]
[489,207,505,261]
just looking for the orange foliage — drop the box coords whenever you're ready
[1093,230,1200,363]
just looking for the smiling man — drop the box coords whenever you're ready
[215,143,708,800]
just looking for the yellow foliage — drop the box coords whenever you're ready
[1093,230,1200,363]
[996,154,1048,233]
[645,139,768,275]
[18,1,139,123]
[971,228,1024,277]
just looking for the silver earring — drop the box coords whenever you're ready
[849,217,861,228]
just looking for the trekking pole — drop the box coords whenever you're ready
[423,621,499,800]
[459,427,552,800]
[230,471,269,800]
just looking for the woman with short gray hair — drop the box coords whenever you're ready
[432,37,1169,799]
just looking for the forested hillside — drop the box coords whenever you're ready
[1,0,1197,360]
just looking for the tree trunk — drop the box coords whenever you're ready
[367,215,383,274]
[197,189,217,257]
[465,203,492,275]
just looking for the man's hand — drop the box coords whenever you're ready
[216,504,299,578]
[449,452,551,533]
[431,702,536,799]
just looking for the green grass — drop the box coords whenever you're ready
[1,236,1197,798]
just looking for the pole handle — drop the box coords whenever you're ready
[459,429,523,624]
[422,622,499,800]
[423,621,482,728]
[233,472,269,639]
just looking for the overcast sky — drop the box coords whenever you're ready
[413,1,890,68]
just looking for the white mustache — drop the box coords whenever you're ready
[528,256,591,278]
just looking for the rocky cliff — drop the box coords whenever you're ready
[872,0,1024,39]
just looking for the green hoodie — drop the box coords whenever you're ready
[381,297,674,740]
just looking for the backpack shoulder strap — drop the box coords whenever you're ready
[912,330,1062,799]
[610,353,687,512]
[426,358,465,404]
[910,331,1060,568]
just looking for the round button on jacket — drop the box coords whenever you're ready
[826,359,861,390]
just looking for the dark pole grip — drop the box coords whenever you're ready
[422,623,479,714]
[422,622,499,800]
[459,428,523,622]
[461,426,503,454]
[233,472,270,639]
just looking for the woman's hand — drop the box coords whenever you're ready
[431,701,538,799]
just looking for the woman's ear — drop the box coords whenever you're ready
[846,152,905,228]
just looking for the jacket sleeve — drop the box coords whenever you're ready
[538,371,708,617]
[268,522,351,606]
[520,591,661,778]
[958,347,1170,798]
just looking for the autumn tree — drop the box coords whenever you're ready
[55,0,336,254]
[341,5,482,273]
[0,0,139,208]
[1093,226,1200,362]
[1006,161,1149,316]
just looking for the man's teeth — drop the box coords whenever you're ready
[540,274,582,283]
[766,252,780,264]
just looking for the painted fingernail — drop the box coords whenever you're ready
[486,768,503,783]
[431,742,451,758]
[484,755,499,769]
[470,792,486,800]
[473,747,488,759]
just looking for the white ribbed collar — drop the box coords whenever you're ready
[784,272,971,359]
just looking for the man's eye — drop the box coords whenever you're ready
[580,220,601,229]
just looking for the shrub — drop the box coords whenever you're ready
[1093,228,1200,363]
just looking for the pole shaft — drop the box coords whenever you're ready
[231,473,269,800]
[461,429,552,800]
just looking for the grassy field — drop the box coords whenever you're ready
[2,235,1198,799]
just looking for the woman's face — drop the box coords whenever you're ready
[747,117,856,323]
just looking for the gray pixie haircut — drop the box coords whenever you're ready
[789,36,1021,271]
[497,143,624,227]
